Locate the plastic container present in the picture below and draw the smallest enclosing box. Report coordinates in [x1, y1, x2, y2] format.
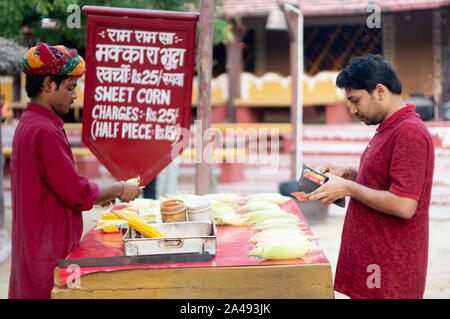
[160, 199, 187, 223]
[186, 198, 213, 221]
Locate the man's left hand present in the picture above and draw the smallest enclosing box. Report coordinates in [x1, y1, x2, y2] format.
[306, 173, 350, 206]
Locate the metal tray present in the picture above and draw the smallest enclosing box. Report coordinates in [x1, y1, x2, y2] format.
[123, 220, 217, 257]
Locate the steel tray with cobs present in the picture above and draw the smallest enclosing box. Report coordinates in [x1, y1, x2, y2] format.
[122, 220, 217, 260]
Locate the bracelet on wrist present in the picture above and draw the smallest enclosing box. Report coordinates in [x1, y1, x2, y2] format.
[118, 181, 125, 197]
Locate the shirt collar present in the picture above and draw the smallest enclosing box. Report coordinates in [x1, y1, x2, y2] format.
[376, 104, 416, 134]
[26, 102, 64, 128]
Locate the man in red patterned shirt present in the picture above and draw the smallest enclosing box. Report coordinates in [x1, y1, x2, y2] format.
[307, 54, 434, 299]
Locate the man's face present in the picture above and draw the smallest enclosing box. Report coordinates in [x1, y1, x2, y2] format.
[345, 88, 385, 125]
[49, 77, 78, 115]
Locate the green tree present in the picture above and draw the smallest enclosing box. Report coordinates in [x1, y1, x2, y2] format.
[0, 0, 231, 50]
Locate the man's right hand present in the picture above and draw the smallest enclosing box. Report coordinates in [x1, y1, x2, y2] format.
[316, 163, 357, 181]
[118, 181, 142, 202]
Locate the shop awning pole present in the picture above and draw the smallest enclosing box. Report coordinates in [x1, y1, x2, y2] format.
[195, 0, 214, 195]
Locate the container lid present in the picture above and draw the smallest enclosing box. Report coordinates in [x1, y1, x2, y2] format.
[185, 198, 211, 210]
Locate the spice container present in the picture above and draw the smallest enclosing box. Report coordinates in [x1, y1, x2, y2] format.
[186, 198, 213, 221]
[160, 199, 187, 223]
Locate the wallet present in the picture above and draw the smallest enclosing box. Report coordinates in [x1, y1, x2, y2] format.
[298, 165, 346, 208]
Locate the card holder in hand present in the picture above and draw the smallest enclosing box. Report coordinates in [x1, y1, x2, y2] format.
[298, 165, 346, 208]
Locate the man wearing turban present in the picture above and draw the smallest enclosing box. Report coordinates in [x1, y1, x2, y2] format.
[8, 43, 142, 299]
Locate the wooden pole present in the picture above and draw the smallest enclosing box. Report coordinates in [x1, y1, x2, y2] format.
[283, 8, 299, 181]
[195, 0, 214, 195]
[226, 22, 247, 123]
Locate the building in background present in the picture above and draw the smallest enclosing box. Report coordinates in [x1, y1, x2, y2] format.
[2, 1, 450, 123]
[204, 0, 450, 124]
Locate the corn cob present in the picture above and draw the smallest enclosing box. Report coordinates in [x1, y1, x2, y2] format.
[138, 207, 161, 223]
[236, 201, 280, 213]
[126, 216, 164, 238]
[251, 218, 302, 230]
[111, 211, 164, 238]
[100, 211, 117, 220]
[241, 209, 289, 220]
[212, 204, 235, 217]
[96, 219, 122, 227]
[129, 198, 159, 210]
[203, 193, 244, 204]
[102, 224, 120, 233]
[126, 176, 141, 185]
[249, 240, 310, 260]
[214, 212, 246, 226]
[101, 210, 138, 220]
[102, 210, 138, 220]
[250, 229, 306, 243]
[245, 193, 291, 205]
[252, 223, 302, 232]
[95, 219, 123, 233]
[243, 211, 300, 225]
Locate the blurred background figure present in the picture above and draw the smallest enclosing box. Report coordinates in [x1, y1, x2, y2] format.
[0, 95, 8, 122]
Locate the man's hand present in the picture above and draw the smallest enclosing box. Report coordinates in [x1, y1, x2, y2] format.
[100, 199, 116, 207]
[118, 181, 142, 202]
[96, 181, 142, 206]
[307, 173, 349, 206]
[317, 163, 357, 181]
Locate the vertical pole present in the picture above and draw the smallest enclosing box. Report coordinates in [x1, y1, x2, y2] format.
[432, 9, 443, 120]
[283, 2, 303, 181]
[195, 0, 214, 195]
[296, 9, 304, 181]
[226, 23, 246, 123]
[282, 6, 298, 181]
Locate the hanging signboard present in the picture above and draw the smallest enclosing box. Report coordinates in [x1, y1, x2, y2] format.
[82, 6, 199, 185]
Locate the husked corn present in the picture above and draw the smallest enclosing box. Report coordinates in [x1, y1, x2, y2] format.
[203, 193, 244, 204]
[111, 210, 163, 238]
[252, 223, 303, 231]
[104, 210, 138, 220]
[127, 176, 141, 185]
[245, 193, 291, 205]
[241, 209, 285, 219]
[236, 201, 280, 213]
[126, 216, 164, 238]
[102, 224, 120, 233]
[245, 212, 300, 225]
[95, 219, 123, 233]
[249, 240, 310, 260]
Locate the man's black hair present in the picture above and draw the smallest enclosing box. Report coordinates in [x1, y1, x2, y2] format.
[25, 74, 70, 98]
[336, 54, 402, 94]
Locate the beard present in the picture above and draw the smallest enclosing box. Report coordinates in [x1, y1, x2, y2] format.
[355, 99, 384, 126]
[355, 113, 380, 125]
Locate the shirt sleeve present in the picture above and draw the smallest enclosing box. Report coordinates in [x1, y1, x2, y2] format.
[36, 127, 99, 211]
[389, 124, 429, 201]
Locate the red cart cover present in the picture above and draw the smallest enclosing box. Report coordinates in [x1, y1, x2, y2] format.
[57, 200, 330, 286]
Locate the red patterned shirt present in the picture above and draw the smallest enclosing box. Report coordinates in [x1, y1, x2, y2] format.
[334, 104, 434, 299]
[9, 102, 99, 299]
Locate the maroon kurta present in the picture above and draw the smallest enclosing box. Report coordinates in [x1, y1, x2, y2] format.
[9, 102, 99, 299]
[334, 105, 434, 299]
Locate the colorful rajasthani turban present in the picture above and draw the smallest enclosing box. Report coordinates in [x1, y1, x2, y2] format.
[21, 42, 85, 77]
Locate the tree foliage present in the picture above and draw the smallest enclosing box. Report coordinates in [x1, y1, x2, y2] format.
[0, 0, 231, 51]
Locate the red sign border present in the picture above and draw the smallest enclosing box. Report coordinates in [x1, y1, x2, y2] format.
[81, 6, 199, 183]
